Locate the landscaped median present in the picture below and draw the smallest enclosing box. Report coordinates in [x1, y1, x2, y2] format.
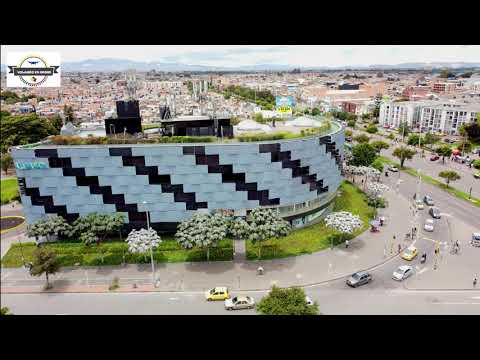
[245, 181, 375, 259]
[0, 238, 234, 268]
[378, 156, 480, 207]
[1, 178, 19, 205]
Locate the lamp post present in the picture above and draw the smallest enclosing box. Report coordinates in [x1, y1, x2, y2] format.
[142, 201, 156, 287]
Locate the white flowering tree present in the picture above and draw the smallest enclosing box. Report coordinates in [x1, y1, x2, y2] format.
[27, 216, 71, 242]
[175, 213, 228, 261]
[325, 211, 363, 247]
[233, 208, 291, 259]
[344, 165, 381, 184]
[126, 228, 162, 262]
[365, 182, 389, 209]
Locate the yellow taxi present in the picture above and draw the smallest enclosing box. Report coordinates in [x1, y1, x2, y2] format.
[401, 246, 418, 261]
[205, 287, 230, 301]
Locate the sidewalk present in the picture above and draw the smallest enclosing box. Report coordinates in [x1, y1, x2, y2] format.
[1, 187, 413, 294]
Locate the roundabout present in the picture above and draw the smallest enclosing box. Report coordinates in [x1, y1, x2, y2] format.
[0, 216, 25, 235]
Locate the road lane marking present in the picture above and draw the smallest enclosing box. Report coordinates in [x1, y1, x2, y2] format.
[169, 297, 179, 301]
[432, 302, 480, 305]
[418, 268, 428, 274]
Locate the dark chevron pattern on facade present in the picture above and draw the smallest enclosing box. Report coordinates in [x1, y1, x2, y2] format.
[30, 149, 179, 232]
[259, 143, 329, 195]
[33, 149, 144, 223]
[319, 136, 342, 169]
[183, 146, 280, 206]
[108, 148, 207, 211]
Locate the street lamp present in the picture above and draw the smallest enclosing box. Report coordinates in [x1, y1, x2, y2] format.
[142, 201, 156, 287]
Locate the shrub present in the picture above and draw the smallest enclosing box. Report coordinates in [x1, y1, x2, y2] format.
[473, 159, 480, 169]
[109, 277, 120, 291]
[366, 125, 378, 134]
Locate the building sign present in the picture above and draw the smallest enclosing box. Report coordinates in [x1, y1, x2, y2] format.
[7, 52, 61, 88]
[15, 161, 48, 170]
[275, 96, 295, 114]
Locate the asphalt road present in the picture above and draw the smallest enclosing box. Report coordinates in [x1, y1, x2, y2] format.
[352, 129, 480, 198]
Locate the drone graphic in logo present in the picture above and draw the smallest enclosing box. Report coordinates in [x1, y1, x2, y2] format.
[8, 55, 60, 87]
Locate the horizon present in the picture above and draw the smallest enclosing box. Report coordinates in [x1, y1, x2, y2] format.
[2, 45, 480, 68]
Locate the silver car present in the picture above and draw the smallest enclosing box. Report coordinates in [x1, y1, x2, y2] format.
[424, 219, 435, 232]
[392, 265, 414, 281]
[224, 296, 255, 310]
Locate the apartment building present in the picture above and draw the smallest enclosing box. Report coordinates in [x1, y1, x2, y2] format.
[418, 102, 480, 135]
[380, 100, 480, 135]
[379, 101, 422, 128]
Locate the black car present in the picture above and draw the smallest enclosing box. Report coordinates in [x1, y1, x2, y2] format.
[429, 207, 441, 219]
[346, 271, 372, 288]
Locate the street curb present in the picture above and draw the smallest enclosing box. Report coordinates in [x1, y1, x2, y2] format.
[0, 251, 408, 295]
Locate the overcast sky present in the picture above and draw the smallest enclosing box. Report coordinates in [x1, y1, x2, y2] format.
[2, 45, 479, 67]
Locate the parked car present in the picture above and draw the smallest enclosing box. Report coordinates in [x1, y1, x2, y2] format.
[429, 207, 441, 219]
[423, 195, 434, 206]
[424, 219, 435, 232]
[430, 155, 439, 161]
[205, 287, 230, 301]
[388, 165, 399, 172]
[224, 296, 255, 310]
[401, 246, 418, 261]
[346, 271, 373, 287]
[471, 233, 480, 247]
[392, 265, 414, 281]
[415, 199, 425, 210]
[474, 172, 480, 179]
[305, 296, 314, 306]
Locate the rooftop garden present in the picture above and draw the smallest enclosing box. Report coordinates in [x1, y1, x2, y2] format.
[19, 119, 340, 147]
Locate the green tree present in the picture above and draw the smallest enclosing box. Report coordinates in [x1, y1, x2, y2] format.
[68, 213, 125, 245]
[1, 153, 13, 175]
[29, 247, 61, 289]
[49, 114, 63, 133]
[457, 141, 472, 154]
[347, 119, 356, 128]
[423, 132, 440, 146]
[27, 216, 72, 242]
[371, 140, 390, 154]
[351, 143, 377, 167]
[63, 105, 76, 125]
[254, 112, 264, 123]
[1, 307, 13, 315]
[256, 286, 319, 315]
[407, 134, 423, 146]
[353, 134, 370, 144]
[436, 145, 452, 164]
[366, 124, 378, 134]
[392, 146, 416, 168]
[311, 107, 321, 116]
[398, 121, 410, 140]
[438, 170, 461, 188]
[0, 114, 59, 152]
[344, 129, 353, 137]
[472, 159, 480, 170]
[372, 94, 382, 119]
[371, 158, 384, 172]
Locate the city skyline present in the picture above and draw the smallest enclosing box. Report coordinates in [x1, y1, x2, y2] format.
[2, 45, 480, 68]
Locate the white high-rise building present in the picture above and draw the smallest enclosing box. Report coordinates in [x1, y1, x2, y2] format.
[379, 100, 480, 135]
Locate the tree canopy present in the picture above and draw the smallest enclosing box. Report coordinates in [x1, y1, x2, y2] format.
[29, 247, 61, 289]
[392, 146, 416, 168]
[256, 286, 319, 315]
[438, 171, 461, 188]
[351, 143, 377, 167]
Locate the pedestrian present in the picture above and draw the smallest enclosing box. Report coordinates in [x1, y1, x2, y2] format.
[474, 277, 477, 287]
[398, 244, 401, 253]
[345, 240, 350, 248]
[393, 235, 396, 242]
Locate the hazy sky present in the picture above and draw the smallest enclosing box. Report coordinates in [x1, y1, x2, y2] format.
[2, 45, 479, 67]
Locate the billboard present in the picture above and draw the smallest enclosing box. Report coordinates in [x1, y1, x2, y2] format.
[276, 96, 295, 114]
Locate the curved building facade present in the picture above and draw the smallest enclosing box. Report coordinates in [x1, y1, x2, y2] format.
[12, 126, 344, 233]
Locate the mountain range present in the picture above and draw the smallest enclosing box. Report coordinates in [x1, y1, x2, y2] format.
[2, 59, 480, 72]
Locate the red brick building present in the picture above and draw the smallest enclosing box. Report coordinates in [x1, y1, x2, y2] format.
[341, 101, 358, 113]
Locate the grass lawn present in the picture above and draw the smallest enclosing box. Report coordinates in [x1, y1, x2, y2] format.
[377, 156, 480, 207]
[1, 237, 234, 268]
[1, 178, 19, 205]
[245, 181, 375, 260]
[142, 124, 160, 130]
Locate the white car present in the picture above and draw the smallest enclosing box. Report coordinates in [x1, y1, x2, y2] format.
[305, 296, 314, 306]
[392, 265, 414, 281]
[388, 165, 399, 172]
[424, 219, 435, 232]
[224, 296, 255, 310]
[472, 233, 480, 247]
[415, 200, 425, 210]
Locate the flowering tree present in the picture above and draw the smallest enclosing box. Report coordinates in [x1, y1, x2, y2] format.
[365, 182, 389, 208]
[175, 213, 228, 261]
[233, 208, 291, 259]
[343, 165, 381, 184]
[126, 228, 162, 262]
[27, 216, 71, 242]
[66, 213, 125, 245]
[325, 211, 363, 247]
